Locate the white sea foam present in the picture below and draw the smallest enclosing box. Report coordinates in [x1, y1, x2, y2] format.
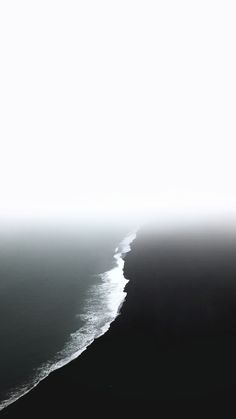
[0, 230, 137, 411]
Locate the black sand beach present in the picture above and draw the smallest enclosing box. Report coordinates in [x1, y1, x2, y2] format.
[3, 226, 236, 418]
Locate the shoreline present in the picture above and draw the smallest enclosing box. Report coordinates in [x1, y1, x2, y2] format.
[3, 227, 236, 417]
[0, 230, 136, 414]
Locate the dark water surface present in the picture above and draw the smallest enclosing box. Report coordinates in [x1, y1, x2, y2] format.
[0, 220, 135, 410]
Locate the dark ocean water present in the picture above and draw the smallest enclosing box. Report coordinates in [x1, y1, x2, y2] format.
[0, 220, 136, 410]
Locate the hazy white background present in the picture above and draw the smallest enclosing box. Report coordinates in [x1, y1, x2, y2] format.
[0, 1, 235, 220]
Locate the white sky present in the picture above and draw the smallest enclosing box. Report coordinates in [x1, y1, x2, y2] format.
[0, 1, 236, 220]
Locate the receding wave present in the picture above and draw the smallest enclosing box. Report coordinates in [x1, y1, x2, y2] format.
[0, 230, 137, 412]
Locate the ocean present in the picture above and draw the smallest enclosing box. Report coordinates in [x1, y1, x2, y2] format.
[0, 220, 136, 411]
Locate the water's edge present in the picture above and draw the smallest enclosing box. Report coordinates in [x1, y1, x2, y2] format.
[0, 230, 137, 412]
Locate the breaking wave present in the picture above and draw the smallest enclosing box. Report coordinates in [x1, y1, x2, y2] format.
[0, 230, 137, 411]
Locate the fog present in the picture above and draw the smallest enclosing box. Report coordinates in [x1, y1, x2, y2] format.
[0, 1, 235, 221]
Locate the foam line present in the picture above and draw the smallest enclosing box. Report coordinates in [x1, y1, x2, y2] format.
[0, 230, 137, 411]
